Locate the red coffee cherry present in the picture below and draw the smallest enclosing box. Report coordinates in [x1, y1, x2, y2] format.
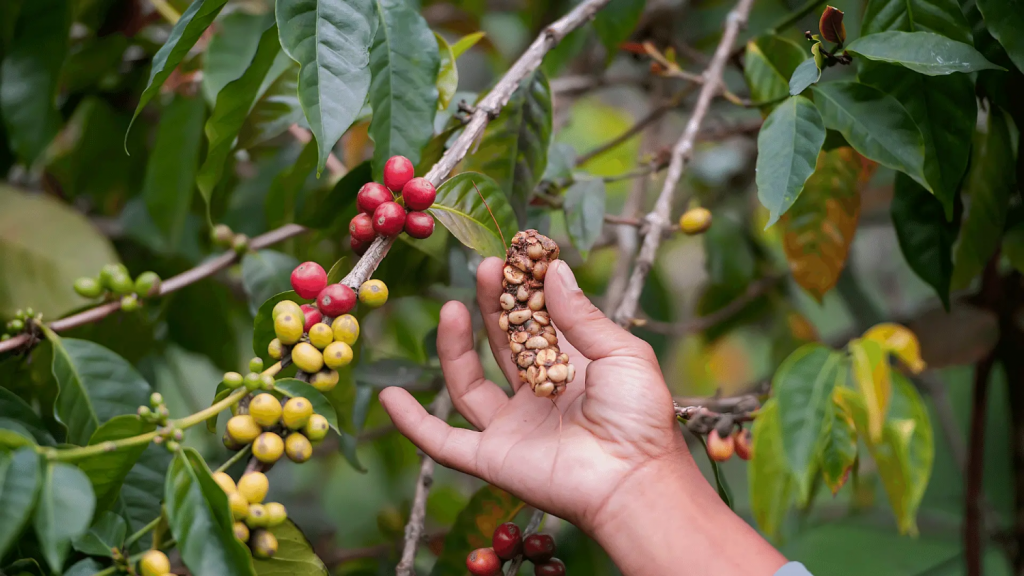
[383, 155, 415, 192]
[734, 429, 752, 461]
[401, 177, 436, 211]
[300, 304, 322, 333]
[316, 284, 356, 316]
[523, 534, 555, 563]
[465, 547, 502, 576]
[372, 201, 406, 236]
[534, 558, 566, 576]
[290, 262, 327, 299]
[492, 522, 522, 560]
[351, 236, 371, 256]
[404, 211, 434, 239]
[707, 429, 735, 462]
[356, 182, 392, 215]
[349, 213, 377, 243]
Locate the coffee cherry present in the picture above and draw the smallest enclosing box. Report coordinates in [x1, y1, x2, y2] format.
[273, 312, 303, 345]
[120, 294, 140, 312]
[523, 534, 555, 563]
[284, 432, 313, 463]
[229, 492, 249, 520]
[357, 182, 393, 214]
[212, 471, 237, 494]
[323, 341, 353, 370]
[138, 550, 170, 576]
[248, 357, 264, 373]
[358, 279, 389, 308]
[492, 522, 523, 560]
[372, 201, 406, 236]
[304, 414, 330, 442]
[265, 502, 287, 527]
[233, 233, 250, 254]
[212, 223, 234, 247]
[291, 262, 327, 299]
[250, 529, 278, 559]
[73, 277, 103, 298]
[272, 300, 303, 321]
[282, 397, 313, 430]
[291, 342, 324, 373]
[259, 373, 275, 390]
[308, 323, 334, 349]
[300, 304, 322, 333]
[317, 284, 356, 317]
[351, 236, 372, 256]
[99, 263, 128, 289]
[465, 547, 501, 576]
[227, 415, 262, 444]
[331, 314, 360, 345]
[401, 177, 436, 211]
[249, 394, 282, 427]
[350, 213, 377, 243]
[734, 429, 753, 461]
[404, 211, 435, 239]
[246, 503, 269, 528]
[268, 339, 284, 360]
[134, 271, 162, 297]
[233, 522, 250, 542]
[110, 273, 135, 296]
[706, 429, 735, 462]
[149, 393, 164, 409]
[6, 319, 24, 332]
[679, 207, 712, 235]
[223, 371, 244, 389]
[384, 155, 415, 192]
[253, 432, 284, 463]
[309, 368, 339, 392]
[223, 432, 244, 451]
[534, 558, 566, 576]
[244, 372, 262, 391]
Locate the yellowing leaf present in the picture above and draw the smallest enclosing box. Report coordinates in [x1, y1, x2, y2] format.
[863, 322, 926, 373]
[820, 393, 857, 494]
[849, 337, 891, 443]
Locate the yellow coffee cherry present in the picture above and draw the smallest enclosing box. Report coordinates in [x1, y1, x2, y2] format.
[285, 432, 313, 463]
[246, 503, 269, 528]
[223, 432, 243, 451]
[309, 369, 339, 393]
[237, 471, 269, 504]
[226, 415, 262, 444]
[268, 338, 284, 360]
[290, 342, 324, 373]
[274, 312, 303, 345]
[282, 397, 313, 430]
[308, 323, 334, 349]
[252, 432, 284, 464]
[331, 314, 360, 345]
[212, 471, 236, 494]
[322, 341, 353, 370]
[304, 414, 330, 443]
[233, 521, 250, 542]
[250, 529, 278, 559]
[249, 394, 282, 427]
[265, 502, 287, 527]
[358, 279, 389, 307]
[679, 207, 712, 235]
[228, 492, 249, 520]
[138, 550, 170, 576]
[272, 300, 303, 320]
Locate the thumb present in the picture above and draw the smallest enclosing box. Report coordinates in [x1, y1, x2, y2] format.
[545, 260, 654, 361]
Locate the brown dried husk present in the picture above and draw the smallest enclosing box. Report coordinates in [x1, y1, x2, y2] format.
[499, 230, 575, 398]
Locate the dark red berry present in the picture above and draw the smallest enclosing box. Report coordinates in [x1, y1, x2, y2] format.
[401, 177, 436, 211]
[300, 304, 322, 333]
[351, 237, 371, 256]
[404, 211, 434, 239]
[290, 262, 327, 300]
[465, 547, 501, 576]
[523, 534, 555, 564]
[534, 558, 565, 576]
[316, 284, 356, 316]
[383, 155, 415, 193]
[356, 182, 392, 215]
[349, 213, 377, 243]
[372, 201, 406, 237]
[492, 522, 522, 560]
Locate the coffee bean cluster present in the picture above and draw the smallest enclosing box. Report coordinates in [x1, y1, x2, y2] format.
[706, 427, 753, 462]
[212, 470, 287, 559]
[223, 392, 329, 464]
[349, 155, 437, 255]
[466, 522, 565, 576]
[72, 263, 161, 312]
[1, 307, 40, 341]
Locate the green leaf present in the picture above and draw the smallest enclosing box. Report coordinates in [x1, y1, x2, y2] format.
[820, 394, 858, 494]
[744, 35, 808, 106]
[748, 399, 794, 539]
[252, 520, 327, 576]
[242, 250, 301, 317]
[892, 173, 959, 308]
[72, 511, 126, 558]
[810, 82, 928, 193]
[462, 71, 552, 225]
[1003, 222, 1024, 274]
[165, 448, 255, 576]
[0, 0, 71, 163]
[542, 142, 576, 182]
[846, 31, 1002, 74]
[65, 558, 104, 576]
[756, 96, 826, 228]
[0, 448, 41, 560]
[299, 161, 372, 232]
[273, 379, 343, 433]
[252, 291, 303, 364]
[563, 178, 606, 260]
[237, 57, 304, 150]
[0, 388, 55, 446]
[42, 327, 151, 446]
[429, 485, 524, 576]
[788, 49, 823, 96]
[451, 32, 485, 59]
[0, 185, 119, 319]
[338, 384, 372, 472]
[773, 343, 843, 503]
[118, 445, 171, 552]
[0, 422, 35, 449]
[34, 462, 96, 573]
[201, 11, 275, 103]
[862, 0, 973, 44]
[429, 172, 518, 258]
[277, 0, 378, 175]
[976, 0, 1024, 71]
[77, 416, 155, 513]
[197, 24, 282, 210]
[592, 0, 645, 61]
[435, 33, 457, 111]
[265, 139, 318, 229]
[129, 0, 229, 136]
[952, 108, 1015, 289]
[703, 211, 756, 288]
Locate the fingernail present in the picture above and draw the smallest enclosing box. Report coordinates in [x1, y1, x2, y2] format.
[553, 260, 579, 291]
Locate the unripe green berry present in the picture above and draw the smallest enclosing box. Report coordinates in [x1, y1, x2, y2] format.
[223, 371, 244, 389]
[309, 369, 339, 393]
[165, 440, 181, 452]
[259, 373, 275, 390]
[232, 233, 249, 254]
[109, 273, 135, 295]
[7, 319, 24, 332]
[212, 224, 234, 247]
[99, 264, 128, 289]
[307, 323, 333, 349]
[13, 309, 24, 320]
[237, 472, 269, 503]
[272, 300, 304, 320]
[290, 342, 324, 373]
[74, 277, 104, 298]
[331, 314, 360, 345]
[155, 405, 170, 423]
[246, 503, 269, 528]
[134, 271, 162, 297]
[244, 372, 262, 391]
[249, 357, 264, 373]
[120, 294, 140, 312]
[322, 342, 353, 370]
[137, 406, 152, 419]
[273, 313, 303, 346]
[150, 393, 163, 408]
[304, 414, 330, 443]
[23, 308, 34, 318]
[171, 428, 184, 442]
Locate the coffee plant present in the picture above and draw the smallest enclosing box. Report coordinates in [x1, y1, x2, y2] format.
[0, 0, 1022, 573]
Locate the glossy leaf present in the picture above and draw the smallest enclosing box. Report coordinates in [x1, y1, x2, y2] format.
[165, 448, 255, 576]
[72, 511, 126, 558]
[744, 35, 807, 107]
[891, 173, 959, 308]
[64, 558, 104, 576]
[451, 32, 486, 58]
[0, 448, 41, 560]
[252, 520, 327, 576]
[201, 11, 275, 103]
[299, 161, 372, 232]
[265, 139, 318, 229]
[976, 0, 1024, 71]
[0, 388, 55, 446]
[77, 416, 155, 512]
[237, 58, 304, 150]
[704, 211, 756, 289]
[118, 445, 171, 551]
[242, 250, 300, 317]
[252, 291, 303, 364]
[338, 383, 372, 472]
[788, 46, 823, 96]
[756, 95, 826, 228]
[592, 0, 646, 60]
[820, 394, 858, 494]
[1004, 222, 1024, 274]
[429, 485, 524, 576]
[863, 323, 926, 374]
[563, 178, 606, 260]
[811, 82, 928, 193]
[748, 399, 794, 539]
[277, 0, 378, 174]
[862, 0, 973, 43]
[847, 31, 1002, 74]
[849, 337, 892, 443]
[429, 172, 518, 258]
[435, 33, 458, 111]
[34, 462, 95, 573]
[273, 379, 343, 433]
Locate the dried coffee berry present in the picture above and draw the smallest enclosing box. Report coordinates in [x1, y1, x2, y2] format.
[523, 533, 555, 563]
[492, 522, 522, 560]
[300, 304, 322, 333]
[383, 155, 415, 192]
[465, 547, 502, 576]
[373, 201, 407, 236]
[237, 471, 269, 503]
[317, 283, 356, 316]
[357, 182, 392, 214]
[534, 558, 566, 576]
[138, 550, 170, 576]
[401, 177, 436, 211]
[349, 212, 377, 243]
[706, 429, 735, 462]
[404, 211, 435, 239]
[734, 429, 752, 460]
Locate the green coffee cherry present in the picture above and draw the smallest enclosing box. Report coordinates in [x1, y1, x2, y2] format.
[137, 406, 152, 419]
[134, 271, 161, 297]
[232, 233, 250, 254]
[99, 264, 128, 289]
[244, 372, 262, 391]
[150, 393, 164, 408]
[259, 373, 275, 390]
[109, 273, 135, 295]
[223, 371, 244, 389]
[165, 440, 181, 452]
[249, 357, 264, 373]
[22, 308, 34, 319]
[74, 277, 104, 298]
[304, 414, 330, 443]
[120, 294, 140, 312]
[212, 224, 234, 247]
[7, 319, 24, 332]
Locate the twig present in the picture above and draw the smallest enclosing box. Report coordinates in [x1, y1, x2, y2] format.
[575, 87, 693, 166]
[549, 74, 642, 95]
[638, 275, 781, 335]
[395, 390, 452, 576]
[611, 0, 755, 327]
[504, 509, 546, 576]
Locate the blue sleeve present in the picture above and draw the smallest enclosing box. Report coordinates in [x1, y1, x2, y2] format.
[775, 562, 813, 576]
